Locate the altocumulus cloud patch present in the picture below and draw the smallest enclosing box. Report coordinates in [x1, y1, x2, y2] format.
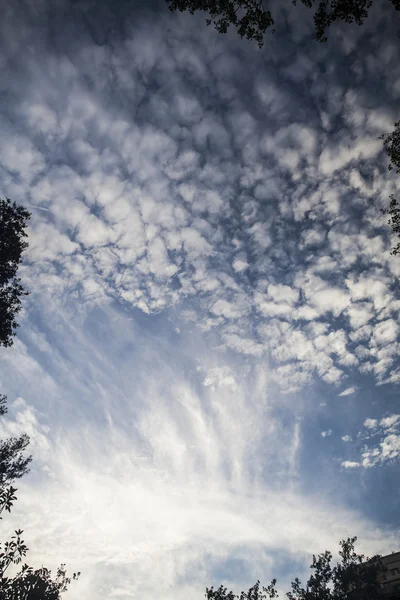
[1, 1, 399, 392]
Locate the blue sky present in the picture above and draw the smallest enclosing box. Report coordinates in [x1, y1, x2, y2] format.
[0, 0, 399, 598]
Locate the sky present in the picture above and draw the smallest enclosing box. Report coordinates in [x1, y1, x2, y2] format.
[0, 0, 399, 598]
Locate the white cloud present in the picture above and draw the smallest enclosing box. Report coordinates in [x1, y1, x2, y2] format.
[321, 430, 333, 438]
[0, 314, 396, 600]
[203, 366, 237, 390]
[267, 283, 299, 305]
[0, 132, 45, 182]
[319, 137, 382, 176]
[380, 415, 400, 430]
[180, 227, 213, 258]
[322, 367, 343, 384]
[311, 288, 350, 317]
[344, 414, 400, 469]
[222, 334, 264, 357]
[211, 299, 246, 320]
[232, 253, 249, 273]
[300, 228, 326, 248]
[341, 461, 360, 468]
[346, 276, 389, 312]
[148, 238, 179, 279]
[364, 418, 378, 429]
[339, 387, 356, 397]
[255, 296, 294, 317]
[346, 304, 373, 329]
[371, 319, 399, 346]
[0, 19, 396, 394]
[362, 433, 400, 468]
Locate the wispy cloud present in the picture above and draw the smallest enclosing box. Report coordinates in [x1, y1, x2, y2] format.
[1, 302, 397, 599]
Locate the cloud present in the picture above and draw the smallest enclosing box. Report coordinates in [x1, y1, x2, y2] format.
[364, 418, 378, 429]
[341, 414, 400, 469]
[321, 430, 333, 438]
[362, 432, 400, 468]
[232, 253, 249, 273]
[342, 461, 360, 468]
[0, 2, 396, 393]
[339, 387, 356, 397]
[1, 303, 398, 600]
[371, 319, 399, 346]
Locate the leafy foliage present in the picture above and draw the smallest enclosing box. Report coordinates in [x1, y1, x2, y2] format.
[381, 122, 400, 254]
[207, 580, 279, 600]
[0, 198, 30, 348]
[166, 0, 274, 47]
[0, 396, 32, 489]
[287, 537, 384, 600]
[0, 526, 80, 600]
[0, 486, 18, 520]
[0, 450, 80, 599]
[381, 121, 400, 174]
[307, 0, 373, 42]
[381, 194, 400, 255]
[0, 198, 80, 598]
[0, 434, 31, 491]
[206, 538, 385, 600]
[0, 477, 80, 600]
[166, 0, 400, 46]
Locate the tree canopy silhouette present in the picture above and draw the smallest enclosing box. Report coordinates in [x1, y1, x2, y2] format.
[381, 122, 400, 254]
[0, 199, 80, 598]
[381, 120, 400, 175]
[0, 400, 80, 599]
[206, 537, 386, 600]
[0, 198, 32, 504]
[166, 0, 400, 47]
[0, 490, 80, 600]
[0, 395, 32, 488]
[0, 198, 30, 348]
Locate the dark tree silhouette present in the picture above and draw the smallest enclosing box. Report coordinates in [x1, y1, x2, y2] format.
[0, 499, 80, 600]
[5, 563, 80, 600]
[167, 0, 274, 47]
[206, 580, 278, 600]
[381, 121, 400, 174]
[166, 0, 399, 46]
[0, 199, 80, 598]
[0, 198, 32, 533]
[381, 194, 400, 255]
[381, 122, 400, 254]
[206, 538, 385, 600]
[308, 0, 377, 43]
[0, 198, 30, 348]
[0, 415, 80, 600]
[0, 396, 32, 488]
